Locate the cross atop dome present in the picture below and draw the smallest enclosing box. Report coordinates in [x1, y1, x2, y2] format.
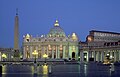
[54, 20, 59, 26]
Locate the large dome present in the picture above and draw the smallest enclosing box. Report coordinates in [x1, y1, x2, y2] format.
[48, 20, 66, 37]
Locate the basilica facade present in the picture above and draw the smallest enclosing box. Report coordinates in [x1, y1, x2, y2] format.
[23, 20, 79, 60]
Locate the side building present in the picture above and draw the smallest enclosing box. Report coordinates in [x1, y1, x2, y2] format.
[80, 30, 120, 62]
[0, 48, 14, 61]
[22, 20, 79, 61]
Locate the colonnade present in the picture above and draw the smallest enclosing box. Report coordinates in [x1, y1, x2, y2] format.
[80, 50, 120, 62]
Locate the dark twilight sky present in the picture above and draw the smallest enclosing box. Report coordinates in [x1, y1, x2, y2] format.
[0, 0, 120, 48]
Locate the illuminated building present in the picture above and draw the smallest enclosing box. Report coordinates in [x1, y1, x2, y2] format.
[23, 20, 79, 60]
[88, 30, 120, 42]
[80, 30, 120, 62]
[0, 48, 14, 61]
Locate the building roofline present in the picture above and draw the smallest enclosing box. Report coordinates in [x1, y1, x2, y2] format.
[90, 30, 120, 35]
[79, 41, 87, 44]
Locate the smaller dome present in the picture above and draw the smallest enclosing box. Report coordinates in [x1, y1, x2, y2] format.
[25, 34, 31, 42]
[72, 33, 78, 41]
[26, 34, 30, 39]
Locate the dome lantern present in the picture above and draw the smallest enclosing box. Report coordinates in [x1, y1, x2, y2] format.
[54, 20, 59, 26]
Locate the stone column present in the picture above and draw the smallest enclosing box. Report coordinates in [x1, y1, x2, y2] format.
[99, 51, 101, 62]
[119, 50, 120, 61]
[47, 46, 49, 58]
[98, 51, 100, 62]
[52, 47, 54, 59]
[96, 51, 99, 62]
[116, 50, 119, 61]
[36, 46, 38, 58]
[103, 51, 105, 61]
[99, 51, 100, 61]
[58, 46, 60, 58]
[99, 51, 101, 61]
[103, 51, 107, 61]
[8, 53, 10, 61]
[93, 51, 96, 62]
[23, 47, 26, 59]
[63, 46, 65, 59]
[88, 51, 90, 62]
[75, 46, 78, 60]
[89, 51, 92, 58]
[101, 51, 103, 62]
[114, 50, 116, 62]
[30, 46, 33, 59]
[95, 51, 97, 61]
[65, 46, 68, 59]
[66, 45, 69, 59]
[68, 46, 71, 59]
[101, 51, 104, 62]
[55, 45, 58, 58]
[80, 51, 83, 62]
[110, 51, 112, 59]
[41, 46, 43, 58]
[91, 51, 94, 58]
[0, 52, 1, 61]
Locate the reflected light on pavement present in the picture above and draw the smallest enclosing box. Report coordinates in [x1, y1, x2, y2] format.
[84, 64, 87, 76]
[42, 65, 48, 75]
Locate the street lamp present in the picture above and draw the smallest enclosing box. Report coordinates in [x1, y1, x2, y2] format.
[2, 53, 7, 61]
[43, 54, 48, 63]
[32, 50, 38, 63]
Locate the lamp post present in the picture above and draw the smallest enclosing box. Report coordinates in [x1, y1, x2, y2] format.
[32, 50, 38, 63]
[43, 54, 48, 63]
[2, 53, 7, 61]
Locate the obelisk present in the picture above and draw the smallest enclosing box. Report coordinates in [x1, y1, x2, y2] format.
[14, 9, 20, 60]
